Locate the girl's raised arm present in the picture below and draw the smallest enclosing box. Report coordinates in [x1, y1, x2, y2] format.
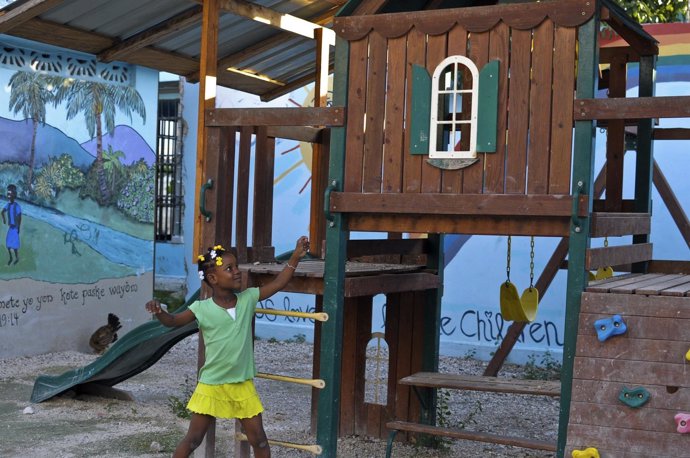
[259, 236, 309, 301]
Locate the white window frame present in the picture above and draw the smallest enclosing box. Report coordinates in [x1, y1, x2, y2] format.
[429, 55, 479, 159]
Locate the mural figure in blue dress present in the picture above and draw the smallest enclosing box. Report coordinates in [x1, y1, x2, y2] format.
[1, 183, 21, 265]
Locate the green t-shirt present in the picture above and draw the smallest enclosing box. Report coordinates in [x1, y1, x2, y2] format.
[189, 288, 260, 384]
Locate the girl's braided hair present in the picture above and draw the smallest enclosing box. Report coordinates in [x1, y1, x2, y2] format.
[196, 245, 228, 285]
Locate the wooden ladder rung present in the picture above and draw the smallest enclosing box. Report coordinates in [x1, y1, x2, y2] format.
[590, 212, 651, 237]
[386, 421, 556, 452]
[586, 243, 653, 270]
[398, 372, 561, 397]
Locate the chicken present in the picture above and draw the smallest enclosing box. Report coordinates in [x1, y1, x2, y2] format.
[89, 313, 122, 354]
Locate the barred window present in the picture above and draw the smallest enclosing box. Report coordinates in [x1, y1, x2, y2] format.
[155, 81, 184, 242]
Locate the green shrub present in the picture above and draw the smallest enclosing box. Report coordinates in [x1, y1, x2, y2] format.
[523, 351, 562, 381]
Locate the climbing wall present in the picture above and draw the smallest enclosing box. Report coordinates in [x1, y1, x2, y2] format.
[566, 273, 690, 457]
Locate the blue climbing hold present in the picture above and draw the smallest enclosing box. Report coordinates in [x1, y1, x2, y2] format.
[619, 386, 650, 408]
[594, 314, 627, 342]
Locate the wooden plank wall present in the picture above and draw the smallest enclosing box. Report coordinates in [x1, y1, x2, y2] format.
[205, 126, 276, 263]
[343, 21, 577, 198]
[566, 292, 690, 457]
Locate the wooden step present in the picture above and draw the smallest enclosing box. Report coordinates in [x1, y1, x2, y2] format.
[386, 421, 556, 452]
[590, 212, 651, 237]
[398, 372, 561, 397]
[585, 243, 652, 270]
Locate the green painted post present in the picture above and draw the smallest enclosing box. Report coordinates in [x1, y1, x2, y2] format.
[556, 16, 599, 458]
[632, 54, 656, 273]
[419, 234, 444, 424]
[316, 36, 350, 458]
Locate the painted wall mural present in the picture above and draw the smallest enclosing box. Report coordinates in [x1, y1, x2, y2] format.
[0, 39, 156, 358]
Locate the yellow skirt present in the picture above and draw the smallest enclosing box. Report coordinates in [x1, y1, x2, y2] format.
[187, 379, 264, 419]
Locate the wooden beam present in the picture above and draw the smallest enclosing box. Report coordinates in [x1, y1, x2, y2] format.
[308, 27, 331, 259]
[352, 0, 390, 15]
[0, 0, 63, 34]
[347, 214, 572, 237]
[10, 18, 199, 76]
[605, 55, 627, 211]
[206, 107, 345, 127]
[330, 193, 588, 217]
[601, 6, 658, 56]
[98, 6, 203, 62]
[653, 128, 690, 140]
[214, 0, 335, 45]
[590, 212, 651, 237]
[265, 126, 323, 143]
[586, 243, 653, 270]
[575, 96, 690, 121]
[343, 273, 440, 297]
[648, 260, 690, 274]
[346, 239, 430, 258]
[259, 64, 334, 102]
[599, 46, 639, 64]
[187, 6, 339, 83]
[653, 160, 690, 249]
[194, 0, 219, 266]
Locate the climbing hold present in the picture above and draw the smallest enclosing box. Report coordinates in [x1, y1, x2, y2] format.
[593, 314, 627, 342]
[675, 413, 690, 433]
[572, 447, 600, 458]
[685, 348, 690, 362]
[618, 386, 650, 408]
[588, 271, 596, 282]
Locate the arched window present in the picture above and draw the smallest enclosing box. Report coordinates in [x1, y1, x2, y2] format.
[429, 55, 479, 159]
[364, 332, 388, 405]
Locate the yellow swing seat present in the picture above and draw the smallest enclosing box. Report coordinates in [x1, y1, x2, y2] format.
[500, 281, 539, 322]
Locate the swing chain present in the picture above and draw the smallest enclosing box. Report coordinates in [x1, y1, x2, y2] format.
[529, 236, 535, 289]
[506, 236, 511, 282]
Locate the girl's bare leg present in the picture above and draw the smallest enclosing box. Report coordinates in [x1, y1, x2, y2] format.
[240, 413, 270, 458]
[173, 413, 214, 458]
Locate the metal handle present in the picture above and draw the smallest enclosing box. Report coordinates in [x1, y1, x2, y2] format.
[324, 180, 336, 226]
[572, 180, 583, 233]
[199, 178, 213, 222]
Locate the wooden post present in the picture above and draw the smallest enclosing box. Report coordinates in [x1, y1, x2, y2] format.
[632, 54, 656, 273]
[557, 16, 599, 458]
[194, 1, 219, 456]
[317, 36, 349, 458]
[605, 55, 627, 212]
[309, 28, 331, 257]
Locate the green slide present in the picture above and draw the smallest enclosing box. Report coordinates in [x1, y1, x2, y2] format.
[31, 290, 200, 403]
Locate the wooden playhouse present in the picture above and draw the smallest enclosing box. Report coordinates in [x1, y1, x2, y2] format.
[190, 0, 690, 457]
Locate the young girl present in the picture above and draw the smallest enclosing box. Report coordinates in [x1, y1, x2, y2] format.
[146, 235, 309, 458]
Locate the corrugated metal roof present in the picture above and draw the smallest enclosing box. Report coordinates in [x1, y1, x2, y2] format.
[0, 0, 347, 100]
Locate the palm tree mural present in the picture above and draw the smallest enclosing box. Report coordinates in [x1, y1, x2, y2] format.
[7, 72, 57, 193]
[53, 79, 146, 204]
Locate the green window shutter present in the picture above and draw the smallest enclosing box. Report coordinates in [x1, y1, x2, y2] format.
[410, 64, 431, 155]
[477, 59, 499, 153]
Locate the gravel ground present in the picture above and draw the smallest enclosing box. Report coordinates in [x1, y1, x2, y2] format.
[0, 335, 558, 457]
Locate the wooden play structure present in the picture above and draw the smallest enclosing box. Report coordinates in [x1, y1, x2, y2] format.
[189, 1, 690, 457]
[7, 0, 690, 456]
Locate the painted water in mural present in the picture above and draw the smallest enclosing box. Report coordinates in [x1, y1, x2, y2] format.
[0, 39, 156, 357]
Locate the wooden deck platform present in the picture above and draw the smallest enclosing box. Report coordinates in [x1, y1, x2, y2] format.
[586, 272, 690, 296]
[240, 260, 441, 297]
